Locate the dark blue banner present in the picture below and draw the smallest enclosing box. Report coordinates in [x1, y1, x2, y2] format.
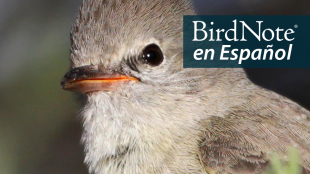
[183, 15, 310, 68]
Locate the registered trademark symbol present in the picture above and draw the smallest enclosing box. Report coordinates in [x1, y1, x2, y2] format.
[294, 25, 298, 28]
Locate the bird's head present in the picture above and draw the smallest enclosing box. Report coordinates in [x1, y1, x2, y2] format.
[60, 0, 210, 97]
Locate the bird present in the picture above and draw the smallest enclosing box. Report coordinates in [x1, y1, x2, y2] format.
[61, 0, 310, 173]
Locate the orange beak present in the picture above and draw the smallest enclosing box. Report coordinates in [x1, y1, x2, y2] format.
[61, 66, 138, 94]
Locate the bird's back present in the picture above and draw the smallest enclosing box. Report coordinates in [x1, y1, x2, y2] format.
[198, 72, 310, 173]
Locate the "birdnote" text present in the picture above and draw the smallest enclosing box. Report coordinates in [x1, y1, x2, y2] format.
[192, 20, 295, 64]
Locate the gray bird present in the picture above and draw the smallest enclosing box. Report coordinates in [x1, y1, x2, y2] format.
[61, 0, 310, 173]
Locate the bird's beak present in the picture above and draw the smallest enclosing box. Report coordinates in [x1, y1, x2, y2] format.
[61, 65, 138, 94]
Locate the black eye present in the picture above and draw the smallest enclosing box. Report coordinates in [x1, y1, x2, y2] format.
[141, 44, 164, 66]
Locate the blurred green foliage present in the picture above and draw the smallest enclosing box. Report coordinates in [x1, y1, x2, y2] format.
[266, 147, 302, 174]
[0, 1, 86, 173]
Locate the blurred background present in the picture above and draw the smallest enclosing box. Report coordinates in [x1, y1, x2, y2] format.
[0, 0, 309, 174]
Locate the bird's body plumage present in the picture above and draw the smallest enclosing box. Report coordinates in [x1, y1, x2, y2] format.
[64, 0, 310, 173]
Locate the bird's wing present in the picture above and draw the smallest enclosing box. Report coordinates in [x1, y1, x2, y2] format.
[199, 91, 310, 174]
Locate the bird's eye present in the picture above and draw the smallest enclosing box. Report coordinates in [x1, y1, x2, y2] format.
[141, 44, 164, 66]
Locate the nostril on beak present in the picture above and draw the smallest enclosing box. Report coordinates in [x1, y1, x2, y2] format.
[61, 66, 97, 89]
[60, 65, 138, 93]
